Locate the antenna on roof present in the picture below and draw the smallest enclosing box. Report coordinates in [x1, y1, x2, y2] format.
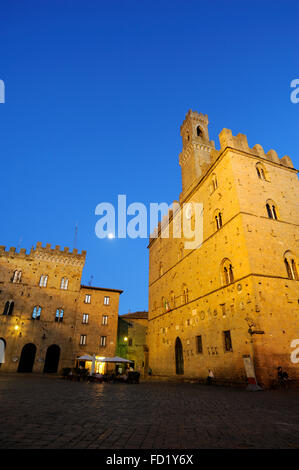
[73, 222, 78, 250]
[88, 275, 94, 287]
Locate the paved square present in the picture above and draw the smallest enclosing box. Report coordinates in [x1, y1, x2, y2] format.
[0, 374, 298, 449]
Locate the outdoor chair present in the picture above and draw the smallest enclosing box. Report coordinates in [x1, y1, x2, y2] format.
[127, 371, 140, 384]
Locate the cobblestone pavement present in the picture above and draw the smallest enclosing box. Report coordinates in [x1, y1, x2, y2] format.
[0, 374, 299, 449]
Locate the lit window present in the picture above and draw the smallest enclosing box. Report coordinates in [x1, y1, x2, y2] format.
[55, 308, 64, 322]
[104, 296, 110, 305]
[85, 294, 91, 304]
[100, 336, 106, 347]
[102, 315, 108, 325]
[12, 270, 22, 283]
[60, 278, 69, 290]
[80, 335, 87, 345]
[39, 275, 48, 287]
[32, 306, 42, 320]
[82, 314, 89, 324]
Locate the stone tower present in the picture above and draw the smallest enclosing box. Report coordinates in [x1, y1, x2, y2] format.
[179, 110, 215, 194]
[148, 111, 299, 388]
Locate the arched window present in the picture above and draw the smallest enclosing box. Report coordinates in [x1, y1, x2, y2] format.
[197, 126, 203, 137]
[39, 275, 48, 287]
[2, 301, 9, 316]
[214, 210, 223, 230]
[12, 270, 22, 283]
[175, 337, 184, 375]
[55, 308, 64, 322]
[8, 301, 14, 316]
[266, 201, 278, 220]
[181, 284, 189, 304]
[60, 278, 69, 290]
[2, 301, 14, 316]
[159, 263, 163, 277]
[284, 251, 298, 280]
[32, 306, 42, 320]
[256, 162, 267, 181]
[221, 259, 234, 286]
[211, 174, 218, 192]
[170, 291, 175, 309]
[178, 243, 184, 261]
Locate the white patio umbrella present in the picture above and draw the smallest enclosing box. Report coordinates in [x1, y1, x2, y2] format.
[77, 354, 93, 361]
[101, 356, 134, 363]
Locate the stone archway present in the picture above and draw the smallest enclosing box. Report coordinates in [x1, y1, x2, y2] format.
[43, 344, 60, 373]
[18, 343, 36, 373]
[175, 337, 184, 375]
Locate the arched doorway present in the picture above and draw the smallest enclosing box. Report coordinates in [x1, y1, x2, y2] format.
[175, 337, 184, 375]
[0, 338, 6, 367]
[18, 343, 36, 373]
[43, 345, 60, 373]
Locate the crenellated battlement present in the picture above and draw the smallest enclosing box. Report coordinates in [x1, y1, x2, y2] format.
[0, 241, 86, 266]
[180, 109, 209, 134]
[149, 111, 297, 246]
[218, 128, 295, 169]
[149, 201, 181, 242]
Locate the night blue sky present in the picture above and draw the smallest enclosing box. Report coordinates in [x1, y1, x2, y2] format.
[0, 0, 298, 314]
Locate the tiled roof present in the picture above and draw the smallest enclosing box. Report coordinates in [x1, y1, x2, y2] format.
[120, 311, 148, 320]
[81, 285, 123, 294]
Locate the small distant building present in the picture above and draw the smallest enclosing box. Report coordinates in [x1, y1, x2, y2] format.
[0, 241, 122, 373]
[117, 311, 148, 375]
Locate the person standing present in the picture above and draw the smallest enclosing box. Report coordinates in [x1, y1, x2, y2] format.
[277, 366, 289, 389]
[206, 369, 214, 385]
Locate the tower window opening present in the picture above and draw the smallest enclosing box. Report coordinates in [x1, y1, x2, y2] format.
[197, 126, 203, 137]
